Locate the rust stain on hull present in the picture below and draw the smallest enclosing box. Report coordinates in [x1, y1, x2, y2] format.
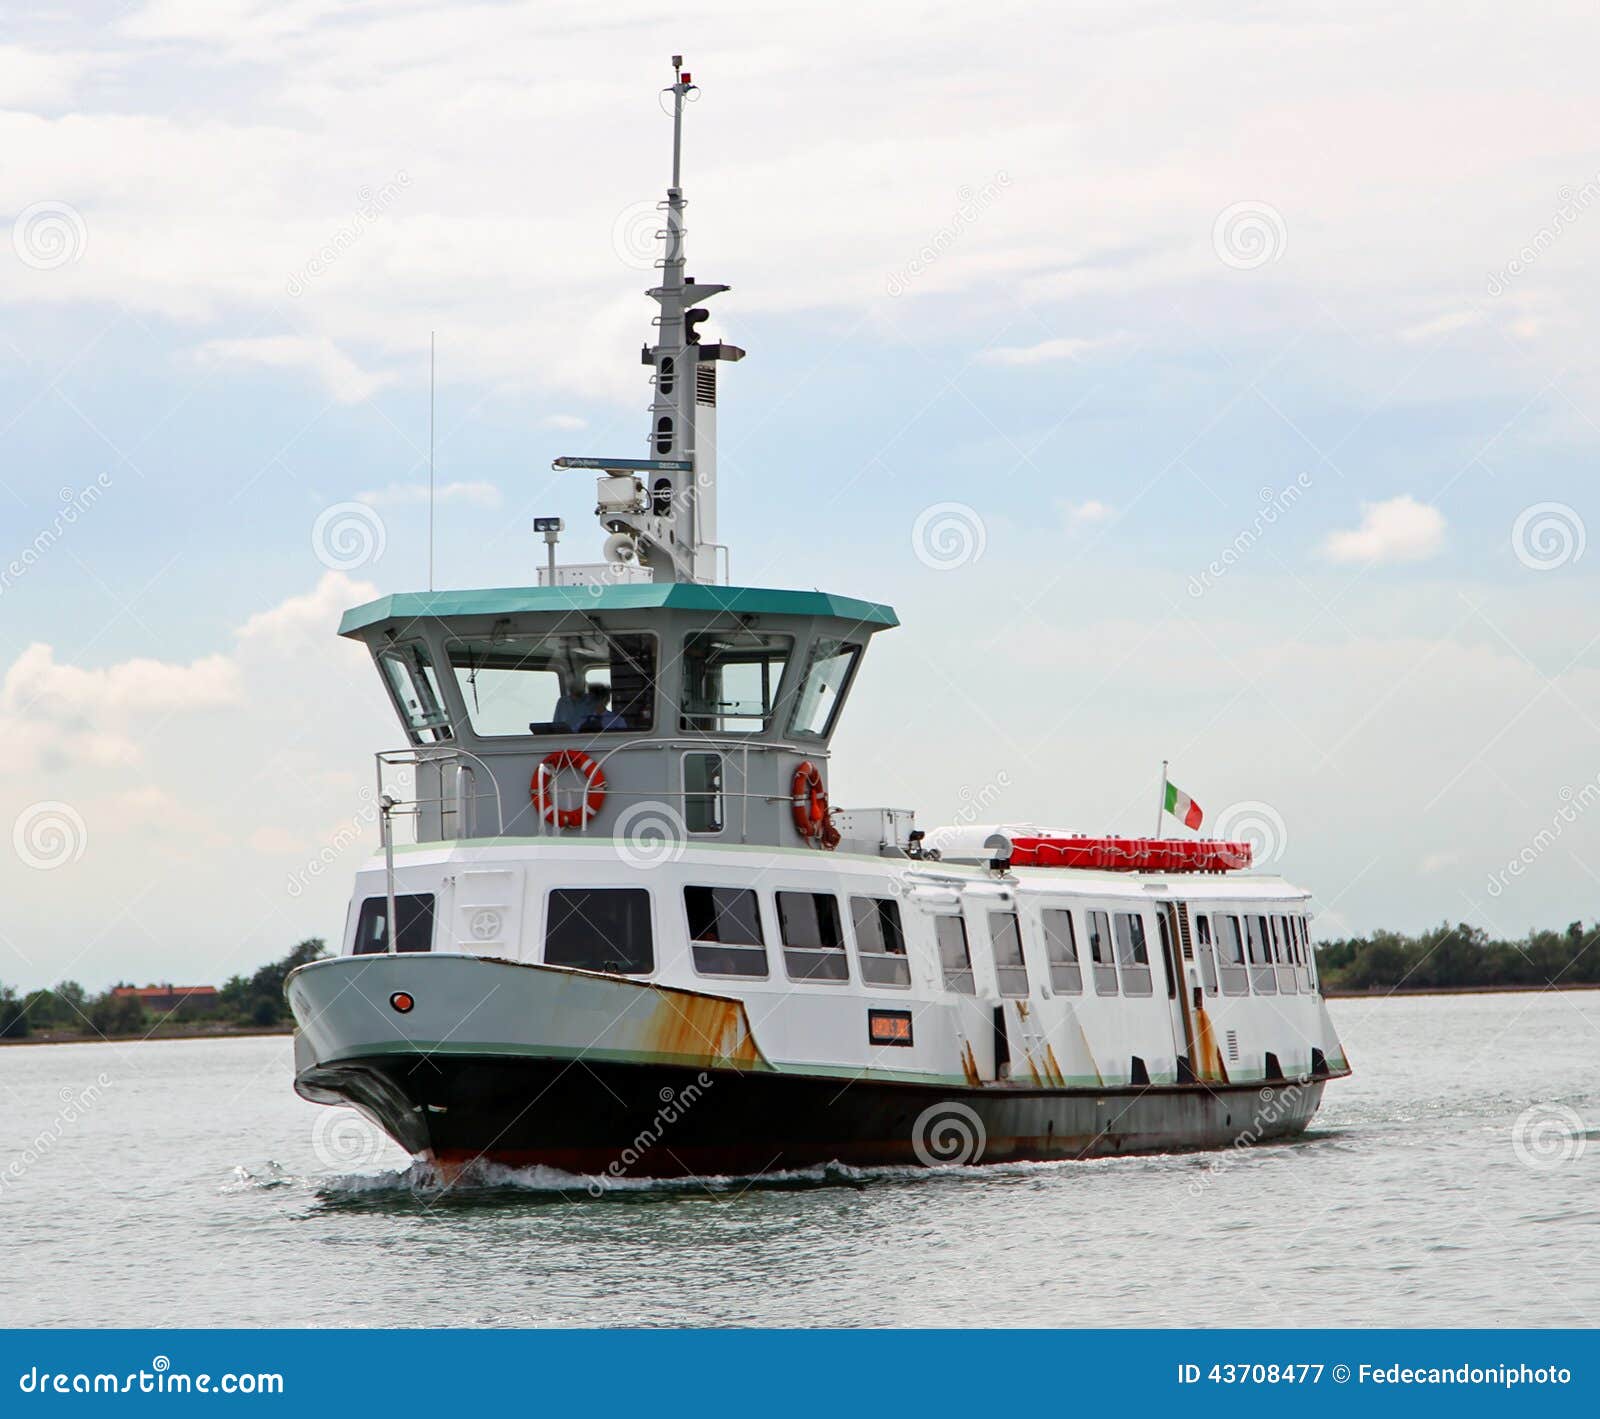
[959, 1040, 981, 1086]
[1192, 1001, 1228, 1083]
[645, 989, 767, 1070]
[1043, 1044, 1068, 1088]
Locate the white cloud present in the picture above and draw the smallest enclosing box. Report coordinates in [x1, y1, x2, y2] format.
[541, 413, 588, 431]
[979, 337, 1110, 367]
[1394, 310, 1483, 344]
[1321, 495, 1444, 564]
[1060, 498, 1114, 526]
[355, 480, 502, 509]
[195, 336, 396, 404]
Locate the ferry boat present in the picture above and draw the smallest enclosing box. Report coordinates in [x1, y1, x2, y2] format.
[287, 58, 1351, 1178]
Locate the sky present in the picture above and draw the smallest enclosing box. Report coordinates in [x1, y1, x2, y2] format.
[2, 1, 1598, 992]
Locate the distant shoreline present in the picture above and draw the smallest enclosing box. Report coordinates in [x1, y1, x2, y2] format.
[1322, 981, 1600, 1000]
[0, 1023, 295, 1047]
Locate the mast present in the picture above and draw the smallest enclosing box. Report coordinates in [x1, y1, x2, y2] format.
[579, 56, 745, 584]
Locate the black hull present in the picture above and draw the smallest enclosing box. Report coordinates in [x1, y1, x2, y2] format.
[298, 1053, 1331, 1177]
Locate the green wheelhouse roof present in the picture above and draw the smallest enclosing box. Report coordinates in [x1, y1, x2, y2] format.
[338, 583, 900, 638]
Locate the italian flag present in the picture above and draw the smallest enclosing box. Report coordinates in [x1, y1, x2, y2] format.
[1164, 781, 1203, 830]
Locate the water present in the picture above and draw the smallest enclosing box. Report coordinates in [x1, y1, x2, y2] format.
[5, 992, 1597, 1328]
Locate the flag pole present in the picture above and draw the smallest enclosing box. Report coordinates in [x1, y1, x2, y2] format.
[1155, 759, 1168, 839]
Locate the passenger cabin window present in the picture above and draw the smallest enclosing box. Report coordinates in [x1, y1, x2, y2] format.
[1215, 913, 1248, 996]
[447, 630, 656, 737]
[1273, 914, 1298, 993]
[851, 896, 911, 987]
[1113, 911, 1152, 996]
[684, 886, 767, 978]
[1195, 914, 1219, 995]
[378, 644, 453, 743]
[935, 916, 975, 994]
[777, 892, 849, 982]
[353, 893, 435, 954]
[1246, 914, 1277, 994]
[789, 638, 862, 739]
[683, 753, 724, 833]
[544, 888, 654, 974]
[1086, 909, 1118, 995]
[679, 631, 793, 734]
[1041, 908, 1083, 994]
[987, 912, 1030, 997]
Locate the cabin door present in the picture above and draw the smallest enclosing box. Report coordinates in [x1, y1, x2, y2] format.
[1156, 903, 1200, 1083]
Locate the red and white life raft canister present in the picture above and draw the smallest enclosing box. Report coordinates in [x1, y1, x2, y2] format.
[1007, 835, 1253, 873]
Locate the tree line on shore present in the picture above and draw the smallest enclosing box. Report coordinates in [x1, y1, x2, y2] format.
[1313, 920, 1598, 992]
[0, 939, 326, 1041]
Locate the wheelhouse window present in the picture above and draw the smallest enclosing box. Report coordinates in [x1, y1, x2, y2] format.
[684, 886, 767, 978]
[447, 629, 656, 737]
[851, 896, 911, 987]
[935, 916, 974, 994]
[378, 644, 453, 743]
[683, 753, 724, 833]
[1215, 913, 1248, 996]
[1041, 908, 1083, 994]
[1086, 909, 1118, 996]
[988, 912, 1030, 998]
[1114, 911, 1153, 996]
[544, 888, 654, 974]
[1246, 914, 1276, 994]
[777, 891, 849, 982]
[789, 638, 861, 739]
[679, 631, 792, 734]
[353, 893, 435, 954]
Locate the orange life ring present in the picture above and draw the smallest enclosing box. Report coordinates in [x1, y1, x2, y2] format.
[790, 761, 840, 849]
[532, 749, 607, 828]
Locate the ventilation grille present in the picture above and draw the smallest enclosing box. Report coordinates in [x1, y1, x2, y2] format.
[696, 364, 716, 407]
[1226, 1029, 1240, 1062]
